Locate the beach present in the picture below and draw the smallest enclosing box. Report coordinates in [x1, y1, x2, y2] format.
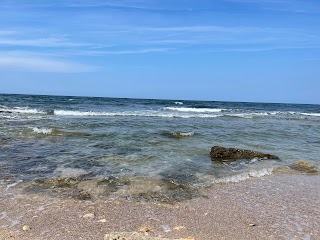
[1, 173, 319, 240]
[1, 94, 320, 239]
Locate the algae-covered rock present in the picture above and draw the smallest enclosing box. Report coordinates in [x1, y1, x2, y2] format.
[34, 177, 80, 189]
[290, 161, 318, 174]
[210, 146, 279, 162]
[25, 177, 92, 200]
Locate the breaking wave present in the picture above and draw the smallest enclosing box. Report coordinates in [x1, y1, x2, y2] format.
[164, 107, 225, 113]
[161, 131, 195, 139]
[0, 107, 45, 114]
[213, 168, 274, 183]
[32, 127, 53, 135]
[31, 127, 89, 136]
[300, 113, 320, 117]
[1, 106, 319, 119]
[53, 110, 221, 118]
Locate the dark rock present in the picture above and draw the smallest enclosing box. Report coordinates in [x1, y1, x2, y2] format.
[210, 146, 279, 161]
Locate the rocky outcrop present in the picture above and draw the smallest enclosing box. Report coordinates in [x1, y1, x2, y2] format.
[210, 146, 279, 161]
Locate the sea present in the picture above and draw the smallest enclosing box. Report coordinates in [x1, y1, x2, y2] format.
[0, 94, 319, 201]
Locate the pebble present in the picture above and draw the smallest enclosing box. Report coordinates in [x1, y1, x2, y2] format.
[22, 225, 31, 231]
[173, 226, 186, 231]
[83, 213, 95, 219]
[138, 226, 152, 233]
[97, 219, 107, 223]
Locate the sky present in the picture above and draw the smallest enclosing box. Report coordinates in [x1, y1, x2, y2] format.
[0, 0, 320, 104]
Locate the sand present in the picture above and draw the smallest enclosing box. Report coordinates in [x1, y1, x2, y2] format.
[0, 174, 319, 240]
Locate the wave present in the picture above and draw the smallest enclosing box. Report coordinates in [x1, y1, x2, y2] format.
[161, 131, 195, 139]
[164, 107, 225, 113]
[213, 168, 274, 183]
[178, 131, 194, 137]
[0, 107, 45, 114]
[54, 110, 108, 116]
[53, 110, 222, 118]
[1, 106, 319, 119]
[174, 102, 183, 105]
[300, 113, 320, 117]
[31, 127, 89, 136]
[32, 127, 53, 135]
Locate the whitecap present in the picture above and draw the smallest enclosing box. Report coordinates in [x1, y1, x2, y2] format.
[174, 102, 183, 105]
[54, 110, 106, 116]
[0, 107, 45, 114]
[178, 131, 194, 136]
[164, 107, 224, 113]
[226, 112, 273, 118]
[32, 127, 53, 135]
[53, 109, 223, 118]
[300, 113, 320, 117]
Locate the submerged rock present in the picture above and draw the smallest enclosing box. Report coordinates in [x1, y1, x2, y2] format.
[34, 177, 79, 189]
[210, 146, 279, 161]
[25, 177, 92, 200]
[290, 160, 318, 174]
[161, 131, 195, 139]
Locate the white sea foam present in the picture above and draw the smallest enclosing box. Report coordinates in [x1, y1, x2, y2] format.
[174, 102, 183, 105]
[53, 109, 222, 118]
[51, 109, 320, 119]
[54, 110, 107, 116]
[300, 113, 320, 117]
[213, 168, 274, 184]
[5, 180, 23, 191]
[32, 127, 53, 135]
[0, 107, 45, 114]
[178, 131, 195, 136]
[54, 110, 157, 117]
[164, 107, 224, 113]
[171, 131, 195, 138]
[227, 112, 276, 118]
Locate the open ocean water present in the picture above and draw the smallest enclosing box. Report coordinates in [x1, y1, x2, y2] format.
[0, 94, 319, 201]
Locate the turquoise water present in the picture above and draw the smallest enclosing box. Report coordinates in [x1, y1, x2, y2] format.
[0, 94, 319, 197]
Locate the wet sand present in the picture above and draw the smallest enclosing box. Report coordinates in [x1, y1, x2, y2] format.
[0, 174, 319, 240]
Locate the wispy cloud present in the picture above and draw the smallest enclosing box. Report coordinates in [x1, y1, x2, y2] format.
[0, 30, 16, 36]
[88, 25, 320, 50]
[8, 0, 189, 12]
[206, 44, 320, 53]
[64, 48, 172, 56]
[0, 37, 88, 48]
[0, 52, 98, 72]
[1, 1, 320, 62]
[0, 29, 89, 48]
[223, 0, 320, 13]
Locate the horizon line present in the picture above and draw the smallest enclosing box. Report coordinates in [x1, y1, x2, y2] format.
[0, 92, 318, 106]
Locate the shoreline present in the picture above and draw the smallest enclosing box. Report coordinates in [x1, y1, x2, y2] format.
[1, 173, 319, 240]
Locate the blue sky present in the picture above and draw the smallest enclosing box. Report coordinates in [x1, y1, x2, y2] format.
[0, 0, 320, 104]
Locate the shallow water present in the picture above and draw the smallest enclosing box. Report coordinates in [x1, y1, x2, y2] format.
[0, 94, 319, 200]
